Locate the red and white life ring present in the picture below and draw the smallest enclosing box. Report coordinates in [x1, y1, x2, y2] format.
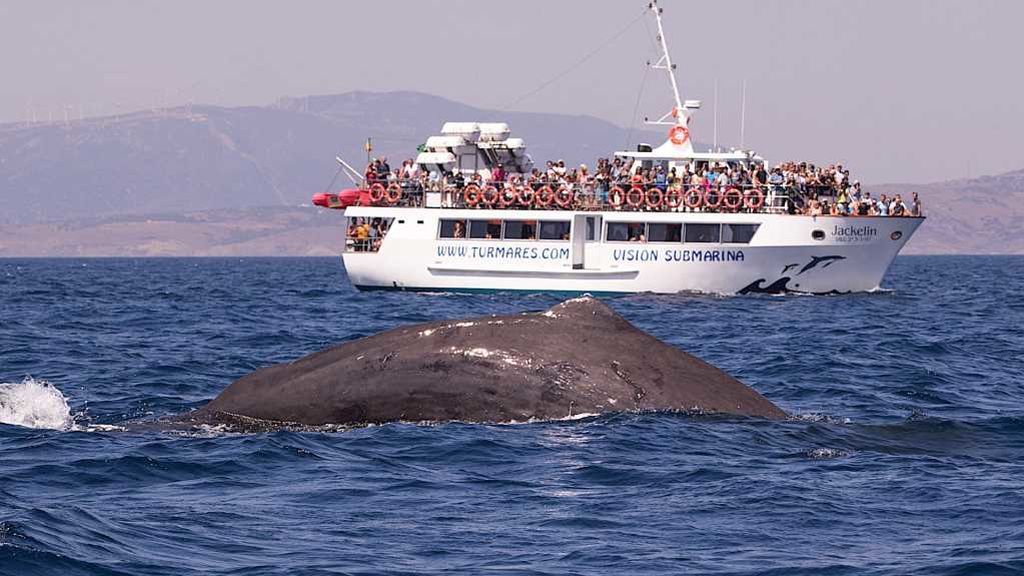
[368, 182, 386, 204]
[481, 185, 500, 207]
[704, 188, 722, 209]
[684, 187, 703, 209]
[609, 186, 626, 208]
[518, 185, 535, 207]
[743, 187, 765, 211]
[665, 187, 684, 209]
[626, 186, 645, 208]
[384, 183, 402, 205]
[722, 187, 743, 211]
[554, 186, 574, 209]
[668, 125, 690, 146]
[645, 187, 664, 210]
[463, 184, 482, 207]
[535, 185, 554, 208]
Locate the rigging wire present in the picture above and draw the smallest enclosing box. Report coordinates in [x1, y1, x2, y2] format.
[499, 7, 648, 112]
[625, 64, 649, 150]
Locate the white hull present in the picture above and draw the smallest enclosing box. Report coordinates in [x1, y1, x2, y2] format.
[342, 207, 923, 295]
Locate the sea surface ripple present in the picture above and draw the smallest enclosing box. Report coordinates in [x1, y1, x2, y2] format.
[1, 256, 1023, 575]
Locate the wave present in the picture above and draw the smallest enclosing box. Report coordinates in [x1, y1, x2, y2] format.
[0, 377, 75, 431]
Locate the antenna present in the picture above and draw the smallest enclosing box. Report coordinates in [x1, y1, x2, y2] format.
[643, 1, 699, 151]
[713, 79, 719, 150]
[740, 79, 747, 149]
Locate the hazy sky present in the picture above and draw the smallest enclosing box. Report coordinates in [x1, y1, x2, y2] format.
[2, 0, 1021, 184]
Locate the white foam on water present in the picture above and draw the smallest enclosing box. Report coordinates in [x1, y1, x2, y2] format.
[0, 377, 75, 431]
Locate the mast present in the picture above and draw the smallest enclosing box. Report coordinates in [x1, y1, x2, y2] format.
[643, 1, 699, 151]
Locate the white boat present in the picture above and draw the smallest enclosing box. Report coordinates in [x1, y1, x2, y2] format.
[315, 1, 924, 296]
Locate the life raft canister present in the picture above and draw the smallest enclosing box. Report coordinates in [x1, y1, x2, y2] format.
[384, 183, 402, 205]
[645, 187, 664, 210]
[535, 185, 555, 207]
[463, 184, 482, 207]
[554, 186, 574, 208]
[626, 186, 645, 208]
[684, 187, 703, 209]
[743, 187, 765, 210]
[368, 182, 386, 204]
[669, 125, 690, 146]
[722, 187, 743, 211]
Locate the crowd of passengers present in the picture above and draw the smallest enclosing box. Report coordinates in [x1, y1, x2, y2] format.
[345, 217, 389, 251]
[363, 156, 923, 217]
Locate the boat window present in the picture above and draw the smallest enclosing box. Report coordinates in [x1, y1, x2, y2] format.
[439, 219, 466, 239]
[469, 220, 502, 239]
[539, 221, 571, 240]
[647, 223, 682, 243]
[722, 223, 760, 244]
[606, 222, 646, 242]
[345, 216, 393, 253]
[503, 220, 537, 240]
[684, 223, 720, 243]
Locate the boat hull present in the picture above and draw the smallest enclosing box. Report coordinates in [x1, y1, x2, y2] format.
[341, 208, 923, 295]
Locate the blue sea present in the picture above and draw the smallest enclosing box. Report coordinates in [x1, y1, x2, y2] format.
[1, 256, 1022, 575]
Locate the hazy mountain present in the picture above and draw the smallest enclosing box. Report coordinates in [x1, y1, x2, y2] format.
[0, 90, 1020, 255]
[0, 91, 661, 225]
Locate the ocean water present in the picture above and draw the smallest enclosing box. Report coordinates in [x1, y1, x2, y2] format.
[1, 256, 1023, 575]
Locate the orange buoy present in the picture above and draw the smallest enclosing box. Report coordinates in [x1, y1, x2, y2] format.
[626, 186, 645, 208]
[554, 186, 574, 209]
[665, 187, 684, 209]
[684, 187, 703, 209]
[704, 188, 722, 209]
[535, 185, 554, 208]
[385, 183, 402, 205]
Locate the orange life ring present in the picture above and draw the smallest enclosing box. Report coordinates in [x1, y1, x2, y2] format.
[385, 183, 402, 205]
[665, 187, 684, 209]
[704, 188, 722, 209]
[683, 187, 703, 209]
[743, 187, 765, 211]
[554, 186, 574, 209]
[668, 125, 690, 146]
[463, 184, 482, 207]
[518, 184, 535, 207]
[368, 182, 386, 204]
[722, 187, 743, 211]
[609, 186, 626, 208]
[645, 187, 664, 210]
[482, 185, 500, 207]
[626, 186, 645, 208]
[535, 185, 554, 208]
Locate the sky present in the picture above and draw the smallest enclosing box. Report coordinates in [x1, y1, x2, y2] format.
[2, 0, 1022, 184]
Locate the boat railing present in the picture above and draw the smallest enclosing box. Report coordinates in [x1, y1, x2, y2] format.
[355, 179, 814, 214]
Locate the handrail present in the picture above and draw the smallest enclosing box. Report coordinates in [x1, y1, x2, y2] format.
[350, 179, 917, 217]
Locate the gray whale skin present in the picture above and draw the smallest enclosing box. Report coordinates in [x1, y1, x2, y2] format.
[185, 297, 786, 427]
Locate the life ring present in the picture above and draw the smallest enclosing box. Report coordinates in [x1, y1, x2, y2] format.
[498, 185, 518, 208]
[518, 184, 535, 207]
[743, 187, 765, 211]
[722, 187, 743, 211]
[368, 182, 386, 204]
[384, 183, 402, 205]
[535, 185, 554, 208]
[626, 186, 645, 208]
[669, 125, 690, 145]
[481, 185, 500, 207]
[645, 187, 664, 210]
[704, 188, 722, 209]
[463, 184, 482, 207]
[683, 187, 703, 209]
[554, 186, 574, 209]
[665, 187, 684, 209]
[609, 186, 626, 208]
